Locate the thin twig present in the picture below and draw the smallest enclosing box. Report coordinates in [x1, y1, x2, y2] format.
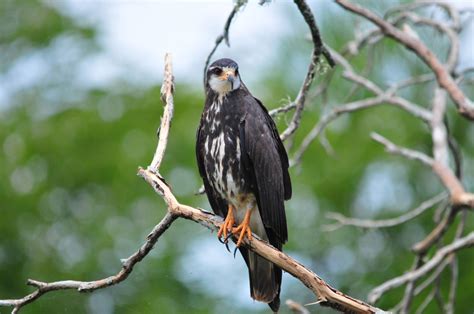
[384, 1, 460, 30]
[368, 232, 474, 303]
[413, 256, 450, 296]
[280, 0, 335, 141]
[202, 0, 247, 87]
[279, 48, 318, 142]
[371, 132, 434, 166]
[445, 255, 458, 314]
[324, 193, 447, 231]
[291, 95, 387, 166]
[269, 101, 296, 117]
[388, 73, 434, 91]
[415, 288, 436, 314]
[0, 212, 177, 313]
[412, 206, 459, 254]
[335, 0, 474, 120]
[293, 0, 334, 67]
[400, 256, 423, 313]
[331, 46, 432, 121]
[371, 133, 474, 208]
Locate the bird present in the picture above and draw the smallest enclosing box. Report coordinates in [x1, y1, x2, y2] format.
[196, 58, 292, 312]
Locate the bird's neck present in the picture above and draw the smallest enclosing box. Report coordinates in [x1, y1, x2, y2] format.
[207, 88, 235, 105]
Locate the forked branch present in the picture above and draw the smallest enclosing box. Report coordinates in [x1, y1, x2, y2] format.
[335, 0, 474, 120]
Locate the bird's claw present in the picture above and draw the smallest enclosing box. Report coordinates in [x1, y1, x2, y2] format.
[217, 205, 235, 243]
[232, 219, 252, 247]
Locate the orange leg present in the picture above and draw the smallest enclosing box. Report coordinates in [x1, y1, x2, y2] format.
[232, 209, 253, 247]
[217, 204, 235, 241]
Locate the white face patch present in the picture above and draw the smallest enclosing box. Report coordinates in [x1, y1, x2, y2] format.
[208, 66, 241, 97]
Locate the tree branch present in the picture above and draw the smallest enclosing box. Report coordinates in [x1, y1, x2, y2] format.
[149, 53, 174, 172]
[371, 133, 474, 208]
[0, 212, 177, 314]
[335, 0, 474, 120]
[280, 0, 335, 141]
[324, 193, 447, 231]
[202, 0, 247, 87]
[368, 232, 474, 303]
[293, 0, 335, 67]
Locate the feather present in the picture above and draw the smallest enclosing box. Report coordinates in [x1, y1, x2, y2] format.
[238, 91, 289, 243]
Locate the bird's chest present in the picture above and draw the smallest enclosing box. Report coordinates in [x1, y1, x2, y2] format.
[202, 102, 246, 200]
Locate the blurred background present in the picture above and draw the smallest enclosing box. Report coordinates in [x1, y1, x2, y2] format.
[0, 0, 473, 313]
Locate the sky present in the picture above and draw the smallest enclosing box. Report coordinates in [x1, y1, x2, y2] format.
[1, 1, 472, 112]
[53, 0, 297, 87]
[49, 0, 473, 89]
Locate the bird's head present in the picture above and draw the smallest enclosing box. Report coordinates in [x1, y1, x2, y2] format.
[206, 58, 241, 96]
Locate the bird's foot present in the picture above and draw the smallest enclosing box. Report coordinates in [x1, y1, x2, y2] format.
[232, 209, 252, 247]
[217, 205, 235, 242]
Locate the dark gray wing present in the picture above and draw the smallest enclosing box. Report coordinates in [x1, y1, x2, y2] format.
[196, 119, 228, 218]
[239, 94, 291, 243]
[253, 97, 291, 200]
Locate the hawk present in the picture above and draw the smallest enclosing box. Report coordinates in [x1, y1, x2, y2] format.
[196, 58, 292, 312]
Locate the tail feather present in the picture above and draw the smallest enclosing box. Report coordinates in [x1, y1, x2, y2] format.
[244, 249, 282, 312]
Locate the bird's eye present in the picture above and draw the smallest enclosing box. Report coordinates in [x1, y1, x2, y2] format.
[212, 68, 223, 75]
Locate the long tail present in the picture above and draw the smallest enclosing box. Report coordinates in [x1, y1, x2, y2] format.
[240, 248, 282, 312]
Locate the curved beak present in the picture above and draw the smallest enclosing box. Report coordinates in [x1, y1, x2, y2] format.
[227, 74, 235, 89]
[218, 68, 237, 90]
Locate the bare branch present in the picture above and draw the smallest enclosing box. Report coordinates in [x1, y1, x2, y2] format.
[413, 256, 450, 296]
[412, 207, 458, 254]
[335, 0, 474, 120]
[368, 232, 474, 303]
[371, 132, 434, 166]
[203, 0, 247, 87]
[384, 1, 461, 30]
[397, 12, 459, 71]
[329, 47, 382, 95]
[293, 0, 335, 67]
[279, 50, 317, 142]
[371, 133, 474, 209]
[0, 212, 177, 313]
[290, 45, 436, 166]
[270, 81, 331, 118]
[280, 0, 335, 141]
[324, 193, 447, 231]
[389, 73, 434, 91]
[291, 96, 387, 166]
[149, 53, 175, 172]
[269, 101, 296, 117]
[330, 47, 432, 121]
[446, 256, 458, 314]
[415, 288, 436, 314]
[399, 256, 423, 313]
